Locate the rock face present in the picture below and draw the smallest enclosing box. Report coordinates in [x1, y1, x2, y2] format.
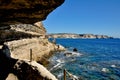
[7, 38, 65, 61]
[0, 22, 46, 42]
[0, 0, 65, 26]
[0, 44, 58, 80]
[0, 0, 65, 79]
[48, 33, 113, 39]
[7, 60, 58, 80]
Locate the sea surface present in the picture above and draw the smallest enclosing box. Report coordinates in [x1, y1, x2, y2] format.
[48, 39, 120, 80]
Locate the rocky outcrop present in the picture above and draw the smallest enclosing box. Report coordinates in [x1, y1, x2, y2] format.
[0, 34, 65, 80]
[0, 22, 65, 80]
[0, 0, 65, 79]
[7, 38, 65, 61]
[0, 23, 65, 80]
[0, 22, 46, 43]
[7, 60, 58, 80]
[0, 0, 65, 26]
[48, 33, 113, 39]
[0, 44, 58, 80]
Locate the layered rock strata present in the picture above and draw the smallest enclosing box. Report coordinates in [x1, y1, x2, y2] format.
[0, 0, 65, 79]
[0, 22, 65, 80]
[0, 0, 65, 25]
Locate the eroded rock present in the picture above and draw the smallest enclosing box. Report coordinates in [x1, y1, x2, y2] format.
[0, 0, 65, 26]
[12, 60, 58, 80]
[0, 44, 58, 80]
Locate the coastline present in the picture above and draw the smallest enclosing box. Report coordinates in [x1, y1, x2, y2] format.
[47, 38, 120, 80]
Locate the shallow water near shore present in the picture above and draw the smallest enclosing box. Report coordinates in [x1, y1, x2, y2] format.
[47, 39, 120, 80]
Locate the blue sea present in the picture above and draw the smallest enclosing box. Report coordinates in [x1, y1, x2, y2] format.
[48, 39, 120, 80]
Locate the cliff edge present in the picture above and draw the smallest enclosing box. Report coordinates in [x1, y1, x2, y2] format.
[0, 0, 65, 80]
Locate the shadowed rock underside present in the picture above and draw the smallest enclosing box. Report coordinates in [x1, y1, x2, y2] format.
[0, 0, 65, 26]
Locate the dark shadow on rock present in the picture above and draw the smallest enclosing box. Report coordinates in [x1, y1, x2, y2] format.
[0, 44, 17, 80]
[0, 43, 58, 80]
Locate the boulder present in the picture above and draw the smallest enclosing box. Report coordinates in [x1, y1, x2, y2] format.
[11, 60, 58, 80]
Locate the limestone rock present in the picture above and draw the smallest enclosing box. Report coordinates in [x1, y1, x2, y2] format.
[0, 0, 65, 26]
[0, 44, 58, 80]
[6, 38, 65, 61]
[10, 60, 58, 80]
[0, 22, 46, 42]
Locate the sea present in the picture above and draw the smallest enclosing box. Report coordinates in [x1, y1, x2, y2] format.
[47, 38, 120, 80]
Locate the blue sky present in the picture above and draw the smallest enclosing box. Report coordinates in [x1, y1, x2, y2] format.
[43, 0, 120, 38]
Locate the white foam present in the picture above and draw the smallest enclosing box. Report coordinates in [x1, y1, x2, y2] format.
[56, 59, 65, 63]
[111, 65, 116, 68]
[57, 73, 63, 78]
[101, 68, 109, 72]
[49, 63, 62, 71]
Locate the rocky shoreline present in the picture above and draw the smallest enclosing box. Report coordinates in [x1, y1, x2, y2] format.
[48, 33, 113, 39]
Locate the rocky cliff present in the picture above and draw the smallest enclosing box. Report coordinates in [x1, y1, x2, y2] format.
[0, 0, 65, 80]
[48, 33, 113, 39]
[0, 22, 46, 42]
[0, 23, 65, 80]
[0, 44, 58, 80]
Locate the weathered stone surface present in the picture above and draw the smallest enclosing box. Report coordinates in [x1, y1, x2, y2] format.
[0, 44, 58, 80]
[0, 22, 47, 43]
[0, 0, 65, 26]
[11, 60, 58, 80]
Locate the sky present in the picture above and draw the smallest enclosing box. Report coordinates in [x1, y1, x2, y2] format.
[43, 0, 120, 38]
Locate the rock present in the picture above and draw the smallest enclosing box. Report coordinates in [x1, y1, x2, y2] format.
[0, 0, 65, 26]
[6, 38, 65, 61]
[0, 44, 58, 80]
[0, 44, 17, 80]
[0, 22, 46, 42]
[10, 22, 46, 34]
[0, 1, 65, 79]
[6, 73, 18, 80]
[9, 60, 58, 80]
[34, 22, 46, 34]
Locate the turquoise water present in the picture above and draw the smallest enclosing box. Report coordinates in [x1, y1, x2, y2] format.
[48, 39, 120, 80]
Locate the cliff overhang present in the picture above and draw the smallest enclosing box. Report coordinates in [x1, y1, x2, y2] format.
[0, 0, 65, 26]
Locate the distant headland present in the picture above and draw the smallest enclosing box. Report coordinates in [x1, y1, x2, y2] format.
[47, 33, 113, 39]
